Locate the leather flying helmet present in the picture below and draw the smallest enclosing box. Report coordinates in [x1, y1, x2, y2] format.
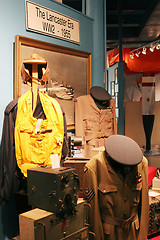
[21, 54, 49, 85]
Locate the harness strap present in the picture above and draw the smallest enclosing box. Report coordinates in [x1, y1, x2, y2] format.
[35, 119, 43, 134]
[101, 214, 136, 229]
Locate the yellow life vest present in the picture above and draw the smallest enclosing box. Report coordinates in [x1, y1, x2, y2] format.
[15, 90, 64, 177]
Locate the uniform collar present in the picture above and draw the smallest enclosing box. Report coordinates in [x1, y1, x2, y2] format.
[103, 151, 139, 182]
[89, 95, 109, 112]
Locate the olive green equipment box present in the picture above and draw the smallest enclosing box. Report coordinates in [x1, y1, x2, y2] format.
[27, 166, 80, 218]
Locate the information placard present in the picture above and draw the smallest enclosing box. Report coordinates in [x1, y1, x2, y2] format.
[25, 0, 80, 44]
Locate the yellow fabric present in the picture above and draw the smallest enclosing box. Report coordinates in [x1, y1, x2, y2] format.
[15, 90, 64, 177]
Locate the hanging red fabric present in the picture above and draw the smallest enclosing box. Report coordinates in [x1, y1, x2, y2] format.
[108, 48, 160, 74]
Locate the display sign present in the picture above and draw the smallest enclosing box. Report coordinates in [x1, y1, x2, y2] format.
[25, 0, 80, 44]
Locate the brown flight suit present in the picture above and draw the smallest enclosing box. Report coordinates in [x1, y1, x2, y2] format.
[83, 151, 149, 240]
[75, 95, 117, 158]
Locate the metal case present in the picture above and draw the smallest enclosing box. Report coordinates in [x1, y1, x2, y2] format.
[19, 200, 89, 240]
[27, 166, 79, 217]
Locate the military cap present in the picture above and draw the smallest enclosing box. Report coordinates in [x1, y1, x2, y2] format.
[90, 86, 111, 102]
[105, 135, 143, 165]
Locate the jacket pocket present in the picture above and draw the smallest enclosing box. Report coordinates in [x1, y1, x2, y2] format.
[98, 184, 117, 210]
[83, 117, 98, 141]
[98, 183, 117, 193]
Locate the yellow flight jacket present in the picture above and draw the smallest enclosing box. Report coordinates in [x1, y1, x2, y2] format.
[15, 90, 64, 177]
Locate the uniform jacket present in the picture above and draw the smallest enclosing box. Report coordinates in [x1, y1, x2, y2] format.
[75, 95, 117, 158]
[15, 90, 64, 177]
[0, 92, 68, 205]
[83, 151, 149, 240]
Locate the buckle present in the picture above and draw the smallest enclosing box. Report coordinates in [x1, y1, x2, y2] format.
[121, 214, 136, 229]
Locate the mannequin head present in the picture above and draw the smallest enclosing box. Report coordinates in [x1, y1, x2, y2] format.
[21, 54, 49, 85]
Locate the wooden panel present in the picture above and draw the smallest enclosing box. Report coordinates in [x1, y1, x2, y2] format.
[125, 101, 160, 148]
[64, 159, 88, 197]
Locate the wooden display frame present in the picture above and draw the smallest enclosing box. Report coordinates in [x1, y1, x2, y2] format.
[14, 35, 92, 130]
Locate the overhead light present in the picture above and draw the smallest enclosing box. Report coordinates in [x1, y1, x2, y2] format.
[156, 42, 160, 50]
[135, 51, 140, 57]
[130, 39, 160, 58]
[150, 44, 155, 52]
[142, 47, 147, 54]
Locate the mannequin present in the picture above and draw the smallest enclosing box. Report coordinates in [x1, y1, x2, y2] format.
[23, 54, 47, 111]
[15, 54, 66, 178]
[75, 86, 117, 158]
[83, 135, 149, 240]
[0, 54, 68, 205]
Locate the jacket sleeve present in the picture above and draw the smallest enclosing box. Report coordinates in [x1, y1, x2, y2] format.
[138, 156, 149, 240]
[75, 96, 84, 138]
[61, 109, 68, 165]
[83, 161, 104, 240]
[110, 98, 117, 134]
[0, 99, 20, 205]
